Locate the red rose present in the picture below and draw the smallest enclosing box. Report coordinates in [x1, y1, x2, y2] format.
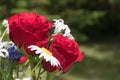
[8, 12, 53, 54]
[43, 35, 84, 73]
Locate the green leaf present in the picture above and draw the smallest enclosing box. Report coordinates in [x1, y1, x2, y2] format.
[0, 66, 6, 80]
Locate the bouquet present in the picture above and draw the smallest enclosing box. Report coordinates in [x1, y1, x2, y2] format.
[0, 12, 84, 80]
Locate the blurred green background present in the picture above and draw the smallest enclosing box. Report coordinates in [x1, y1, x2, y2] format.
[0, 0, 120, 80]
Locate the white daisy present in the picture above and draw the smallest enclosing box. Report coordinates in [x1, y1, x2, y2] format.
[28, 45, 60, 67]
[2, 19, 9, 34]
[53, 19, 74, 40]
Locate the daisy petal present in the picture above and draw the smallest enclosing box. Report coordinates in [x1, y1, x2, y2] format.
[28, 45, 61, 67]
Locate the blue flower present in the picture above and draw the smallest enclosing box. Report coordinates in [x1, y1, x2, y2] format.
[7, 45, 22, 62]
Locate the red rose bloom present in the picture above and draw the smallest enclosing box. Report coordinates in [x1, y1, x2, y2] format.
[43, 35, 84, 73]
[8, 12, 53, 54]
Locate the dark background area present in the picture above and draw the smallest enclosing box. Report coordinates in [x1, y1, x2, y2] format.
[0, 0, 120, 42]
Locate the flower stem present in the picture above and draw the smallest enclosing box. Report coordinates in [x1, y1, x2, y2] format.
[30, 59, 42, 75]
[29, 56, 36, 80]
[36, 63, 42, 80]
[29, 57, 42, 80]
[40, 70, 45, 75]
[16, 64, 19, 78]
[0, 28, 7, 42]
[0, 67, 6, 80]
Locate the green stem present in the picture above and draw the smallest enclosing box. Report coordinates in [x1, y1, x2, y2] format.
[8, 63, 14, 80]
[29, 56, 36, 80]
[30, 59, 42, 75]
[40, 70, 45, 75]
[28, 57, 42, 80]
[36, 63, 42, 80]
[16, 64, 19, 78]
[0, 67, 6, 80]
[0, 28, 7, 42]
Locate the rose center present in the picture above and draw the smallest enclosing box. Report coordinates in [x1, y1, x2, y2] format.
[41, 47, 52, 56]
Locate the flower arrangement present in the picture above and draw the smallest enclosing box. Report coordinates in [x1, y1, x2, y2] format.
[0, 12, 84, 80]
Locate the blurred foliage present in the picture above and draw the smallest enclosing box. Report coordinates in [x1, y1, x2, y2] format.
[0, 0, 120, 42]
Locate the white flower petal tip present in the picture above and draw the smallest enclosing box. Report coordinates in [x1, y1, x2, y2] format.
[23, 76, 32, 80]
[53, 19, 65, 34]
[15, 77, 32, 80]
[2, 19, 9, 34]
[53, 19, 64, 25]
[2, 19, 9, 27]
[0, 49, 9, 58]
[0, 42, 8, 49]
[0, 41, 14, 49]
[53, 19, 74, 40]
[28, 45, 61, 67]
[15, 79, 20, 80]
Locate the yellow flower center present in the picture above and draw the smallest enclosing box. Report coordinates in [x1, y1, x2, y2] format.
[9, 41, 13, 45]
[41, 47, 52, 56]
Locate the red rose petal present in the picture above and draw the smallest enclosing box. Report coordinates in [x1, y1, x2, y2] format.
[8, 12, 53, 54]
[42, 35, 84, 73]
[19, 56, 28, 64]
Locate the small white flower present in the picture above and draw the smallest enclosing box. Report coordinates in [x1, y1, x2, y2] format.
[0, 42, 9, 58]
[2, 19, 9, 27]
[53, 19, 74, 40]
[63, 25, 74, 40]
[2, 19, 9, 34]
[23, 76, 32, 80]
[0, 49, 8, 58]
[0, 41, 14, 58]
[0, 42, 9, 49]
[15, 76, 32, 80]
[53, 19, 66, 34]
[28, 45, 60, 67]
[0, 41, 14, 49]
